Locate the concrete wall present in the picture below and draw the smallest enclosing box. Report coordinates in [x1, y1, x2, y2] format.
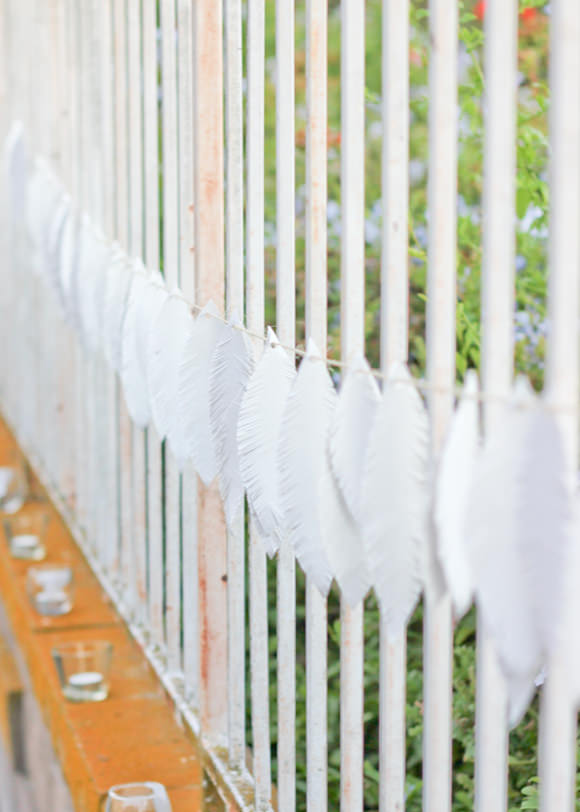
[0, 598, 74, 812]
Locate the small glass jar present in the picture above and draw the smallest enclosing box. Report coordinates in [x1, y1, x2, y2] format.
[106, 783, 172, 811]
[27, 565, 74, 616]
[3, 506, 49, 560]
[0, 456, 28, 514]
[51, 641, 113, 702]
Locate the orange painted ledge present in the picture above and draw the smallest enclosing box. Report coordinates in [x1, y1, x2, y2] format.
[0, 419, 203, 811]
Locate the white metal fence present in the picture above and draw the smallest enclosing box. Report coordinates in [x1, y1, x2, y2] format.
[0, 1, 579, 811]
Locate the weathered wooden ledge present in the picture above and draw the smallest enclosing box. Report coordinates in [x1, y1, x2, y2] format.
[0, 418, 203, 811]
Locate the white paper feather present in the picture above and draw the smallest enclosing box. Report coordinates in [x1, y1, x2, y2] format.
[121, 265, 158, 427]
[45, 196, 71, 305]
[103, 249, 133, 373]
[319, 455, 369, 605]
[3, 120, 29, 222]
[26, 161, 62, 274]
[322, 356, 379, 604]
[361, 362, 429, 636]
[466, 378, 572, 725]
[147, 290, 194, 447]
[177, 301, 224, 484]
[328, 355, 380, 521]
[58, 211, 83, 328]
[434, 370, 479, 618]
[77, 224, 111, 353]
[278, 340, 335, 596]
[209, 318, 255, 527]
[237, 328, 296, 555]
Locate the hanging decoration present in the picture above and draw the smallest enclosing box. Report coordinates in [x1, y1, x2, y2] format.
[209, 317, 254, 529]
[237, 328, 296, 556]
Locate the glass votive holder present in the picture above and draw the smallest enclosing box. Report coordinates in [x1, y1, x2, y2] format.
[27, 565, 74, 616]
[3, 506, 49, 560]
[106, 782, 172, 811]
[0, 458, 28, 514]
[51, 641, 113, 703]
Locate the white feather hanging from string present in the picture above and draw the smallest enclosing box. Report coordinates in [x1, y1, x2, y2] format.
[58, 211, 81, 327]
[77, 224, 111, 354]
[466, 377, 572, 725]
[165, 305, 197, 466]
[26, 161, 62, 276]
[177, 300, 224, 484]
[434, 370, 480, 618]
[3, 120, 29, 221]
[120, 264, 163, 427]
[319, 455, 368, 606]
[278, 339, 335, 596]
[323, 355, 380, 605]
[44, 195, 70, 306]
[237, 328, 296, 555]
[209, 318, 255, 528]
[361, 362, 429, 636]
[148, 290, 194, 443]
[102, 248, 133, 374]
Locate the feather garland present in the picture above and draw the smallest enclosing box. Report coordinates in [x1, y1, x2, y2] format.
[278, 340, 335, 596]
[237, 328, 296, 555]
[209, 317, 255, 527]
[361, 362, 429, 637]
[434, 370, 480, 618]
[177, 300, 224, 484]
[102, 248, 133, 373]
[466, 378, 572, 725]
[148, 290, 194, 443]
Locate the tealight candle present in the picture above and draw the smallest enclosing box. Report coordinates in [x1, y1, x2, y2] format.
[27, 565, 74, 616]
[52, 641, 113, 703]
[65, 671, 106, 702]
[12, 533, 38, 549]
[4, 507, 48, 561]
[10, 533, 44, 560]
[34, 589, 71, 616]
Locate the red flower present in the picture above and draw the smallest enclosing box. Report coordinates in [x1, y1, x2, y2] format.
[474, 0, 486, 20]
[520, 7, 537, 22]
[474, 2, 538, 23]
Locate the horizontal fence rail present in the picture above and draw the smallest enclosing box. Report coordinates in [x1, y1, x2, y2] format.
[0, 2, 579, 812]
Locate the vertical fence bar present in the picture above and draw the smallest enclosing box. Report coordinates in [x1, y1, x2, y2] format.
[339, 1, 365, 811]
[305, 1, 328, 809]
[193, 0, 228, 742]
[128, 0, 147, 624]
[143, 0, 164, 651]
[539, 1, 580, 809]
[246, 0, 272, 805]
[101, 0, 121, 584]
[224, 0, 246, 771]
[275, 0, 296, 808]
[160, 0, 182, 673]
[177, 0, 199, 705]
[423, 1, 457, 811]
[113, 0, 134, 608]
[379, 2, 409, 809]
[475, 1, 518, 810]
